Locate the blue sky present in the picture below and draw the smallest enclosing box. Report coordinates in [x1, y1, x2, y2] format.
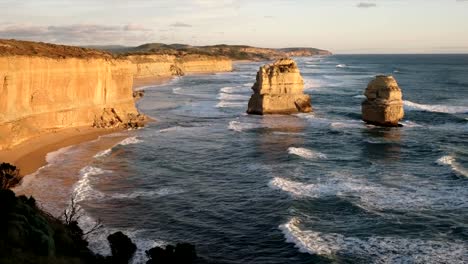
[1, 0, 467, 53]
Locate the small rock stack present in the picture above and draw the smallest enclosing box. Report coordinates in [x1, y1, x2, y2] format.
[247, 58, 312, 115]
[362, 75, 404, 127]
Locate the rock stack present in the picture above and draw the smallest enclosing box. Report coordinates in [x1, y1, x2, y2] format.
[362, 75, 404, 127]
[247, 58, 312, 115]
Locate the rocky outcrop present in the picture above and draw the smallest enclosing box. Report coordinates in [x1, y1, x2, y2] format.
[0, 40, 146, 150]
[361, 75, 404, 127]
[126, 54, 232, 80]
[247, 58, 312, 115]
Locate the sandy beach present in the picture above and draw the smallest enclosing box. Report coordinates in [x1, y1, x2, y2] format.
[0, 127, 123, 176]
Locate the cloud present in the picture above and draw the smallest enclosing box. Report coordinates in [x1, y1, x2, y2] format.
[357, 2, 377, 8]
[0, 23, 156, 45]
[169, 22, 192, 27]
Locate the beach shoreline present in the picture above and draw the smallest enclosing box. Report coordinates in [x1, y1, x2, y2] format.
[0, 76, 173, 178]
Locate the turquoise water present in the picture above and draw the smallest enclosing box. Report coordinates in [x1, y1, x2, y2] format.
[16, 55, 468, 263]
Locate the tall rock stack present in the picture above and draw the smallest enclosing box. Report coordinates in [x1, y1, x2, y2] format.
[247, 58, 312, 115]
[362, 75, 404, 127]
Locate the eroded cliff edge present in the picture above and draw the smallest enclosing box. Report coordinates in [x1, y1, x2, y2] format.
[0, 39, 234, 150]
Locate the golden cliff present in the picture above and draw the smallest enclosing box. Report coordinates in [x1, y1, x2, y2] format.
[0, 40, 234, 150]
[0, 40, 145, 150]
[126, 54, 233, 80]
[247, 58, 312, 115]
[362, 75, 404, 127]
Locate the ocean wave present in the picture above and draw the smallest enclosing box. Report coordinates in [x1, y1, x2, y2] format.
[228, 121, 263, 132]
[74, 166, 109, 202]
[269, 177, 468, 212]
[330, 121, 363, 129]
[111, 188, 185, 199]
[280, 217, 467, 263]
[436, 155, 468, 178]
[336, 64, 347, 68]
[288, 147, 327, 160]
[404, 100, 468, 114]
[172, 87, 183, 95]
[217, 92, 250, 101]
[94, 148, 112, 158]
[118, 137, 144, 146]
[159, 126, 188, 133]
[353, 94, 366, 99]
[216, 101, 245, 108]
[243, 82, 254, 87]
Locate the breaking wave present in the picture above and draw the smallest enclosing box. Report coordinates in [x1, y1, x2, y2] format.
[437, 155, 468, 178]
[404, 100, 468, 114]
[110, 188, 185, 199]
[228, 121, 263, 132]
[118, 137, 144, 146]
[336, 64, 347, 68]
[74, 166, 109, 202]
[280, 217, 467, 263]
[288, 147, 327, 160]
[269, 177, 468, 212]
[94, 148, 112, 158]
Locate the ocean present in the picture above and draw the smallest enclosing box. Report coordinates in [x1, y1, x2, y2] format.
[15, 55, 468, 263]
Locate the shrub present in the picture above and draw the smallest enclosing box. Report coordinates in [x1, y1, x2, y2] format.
[0, 162, 21, 189]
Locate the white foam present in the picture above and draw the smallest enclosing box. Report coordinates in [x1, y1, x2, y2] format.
[217, 92, 250, 101]
[243, 82, 254, 87]
[111, 188, 184, 199]
[94, 148, 112, 158]
[118, 137, 143, 146]
[269, 176, 468, 212]
[158, 126, 186, 133]
[74, 166, 109, 202]
[228, 121, 263, 132]
[220, 86, 237, 94]
[401, 120, 423, 128]
[280, 217, 467, 263]
[288, 147, 327, 160]
[353, 94, 366, 99]
[172, 87, 183, 95]
[330, 121, 363, 129]
[216, 101, 245, 108]
[404, 100, 468, 114]
[336, 64, 347, 68]
[437, 155, 468, 178]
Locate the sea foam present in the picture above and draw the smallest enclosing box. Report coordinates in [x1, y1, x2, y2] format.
[269, 176, 468, 212]
[118, 136, 144, 146]
[437, 155, 468, 178]
[74, 166, 109, 202]
[404, 100, 468, 114]
[280, 217, 467, 263]
[288, 147, 327, 160]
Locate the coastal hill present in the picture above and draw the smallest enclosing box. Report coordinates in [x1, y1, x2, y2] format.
[0, 39, 113, 59]
[89, 43, 332, 61]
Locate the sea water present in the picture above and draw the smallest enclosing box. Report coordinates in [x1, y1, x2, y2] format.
[15, 55, 468, 263]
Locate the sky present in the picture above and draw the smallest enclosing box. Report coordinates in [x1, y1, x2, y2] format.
[0, 0, 467, 53]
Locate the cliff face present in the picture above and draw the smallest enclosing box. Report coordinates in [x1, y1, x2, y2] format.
[0, 55, 142, 150]
[247, 58, 312, 115]
[126, 54, 232, 79]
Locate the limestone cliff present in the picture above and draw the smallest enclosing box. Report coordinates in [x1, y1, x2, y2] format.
[0, 40, 145, 150]
[247, 58, 312, 115]
[126, 54, 232, 80]
[361, 75, 404, 127]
